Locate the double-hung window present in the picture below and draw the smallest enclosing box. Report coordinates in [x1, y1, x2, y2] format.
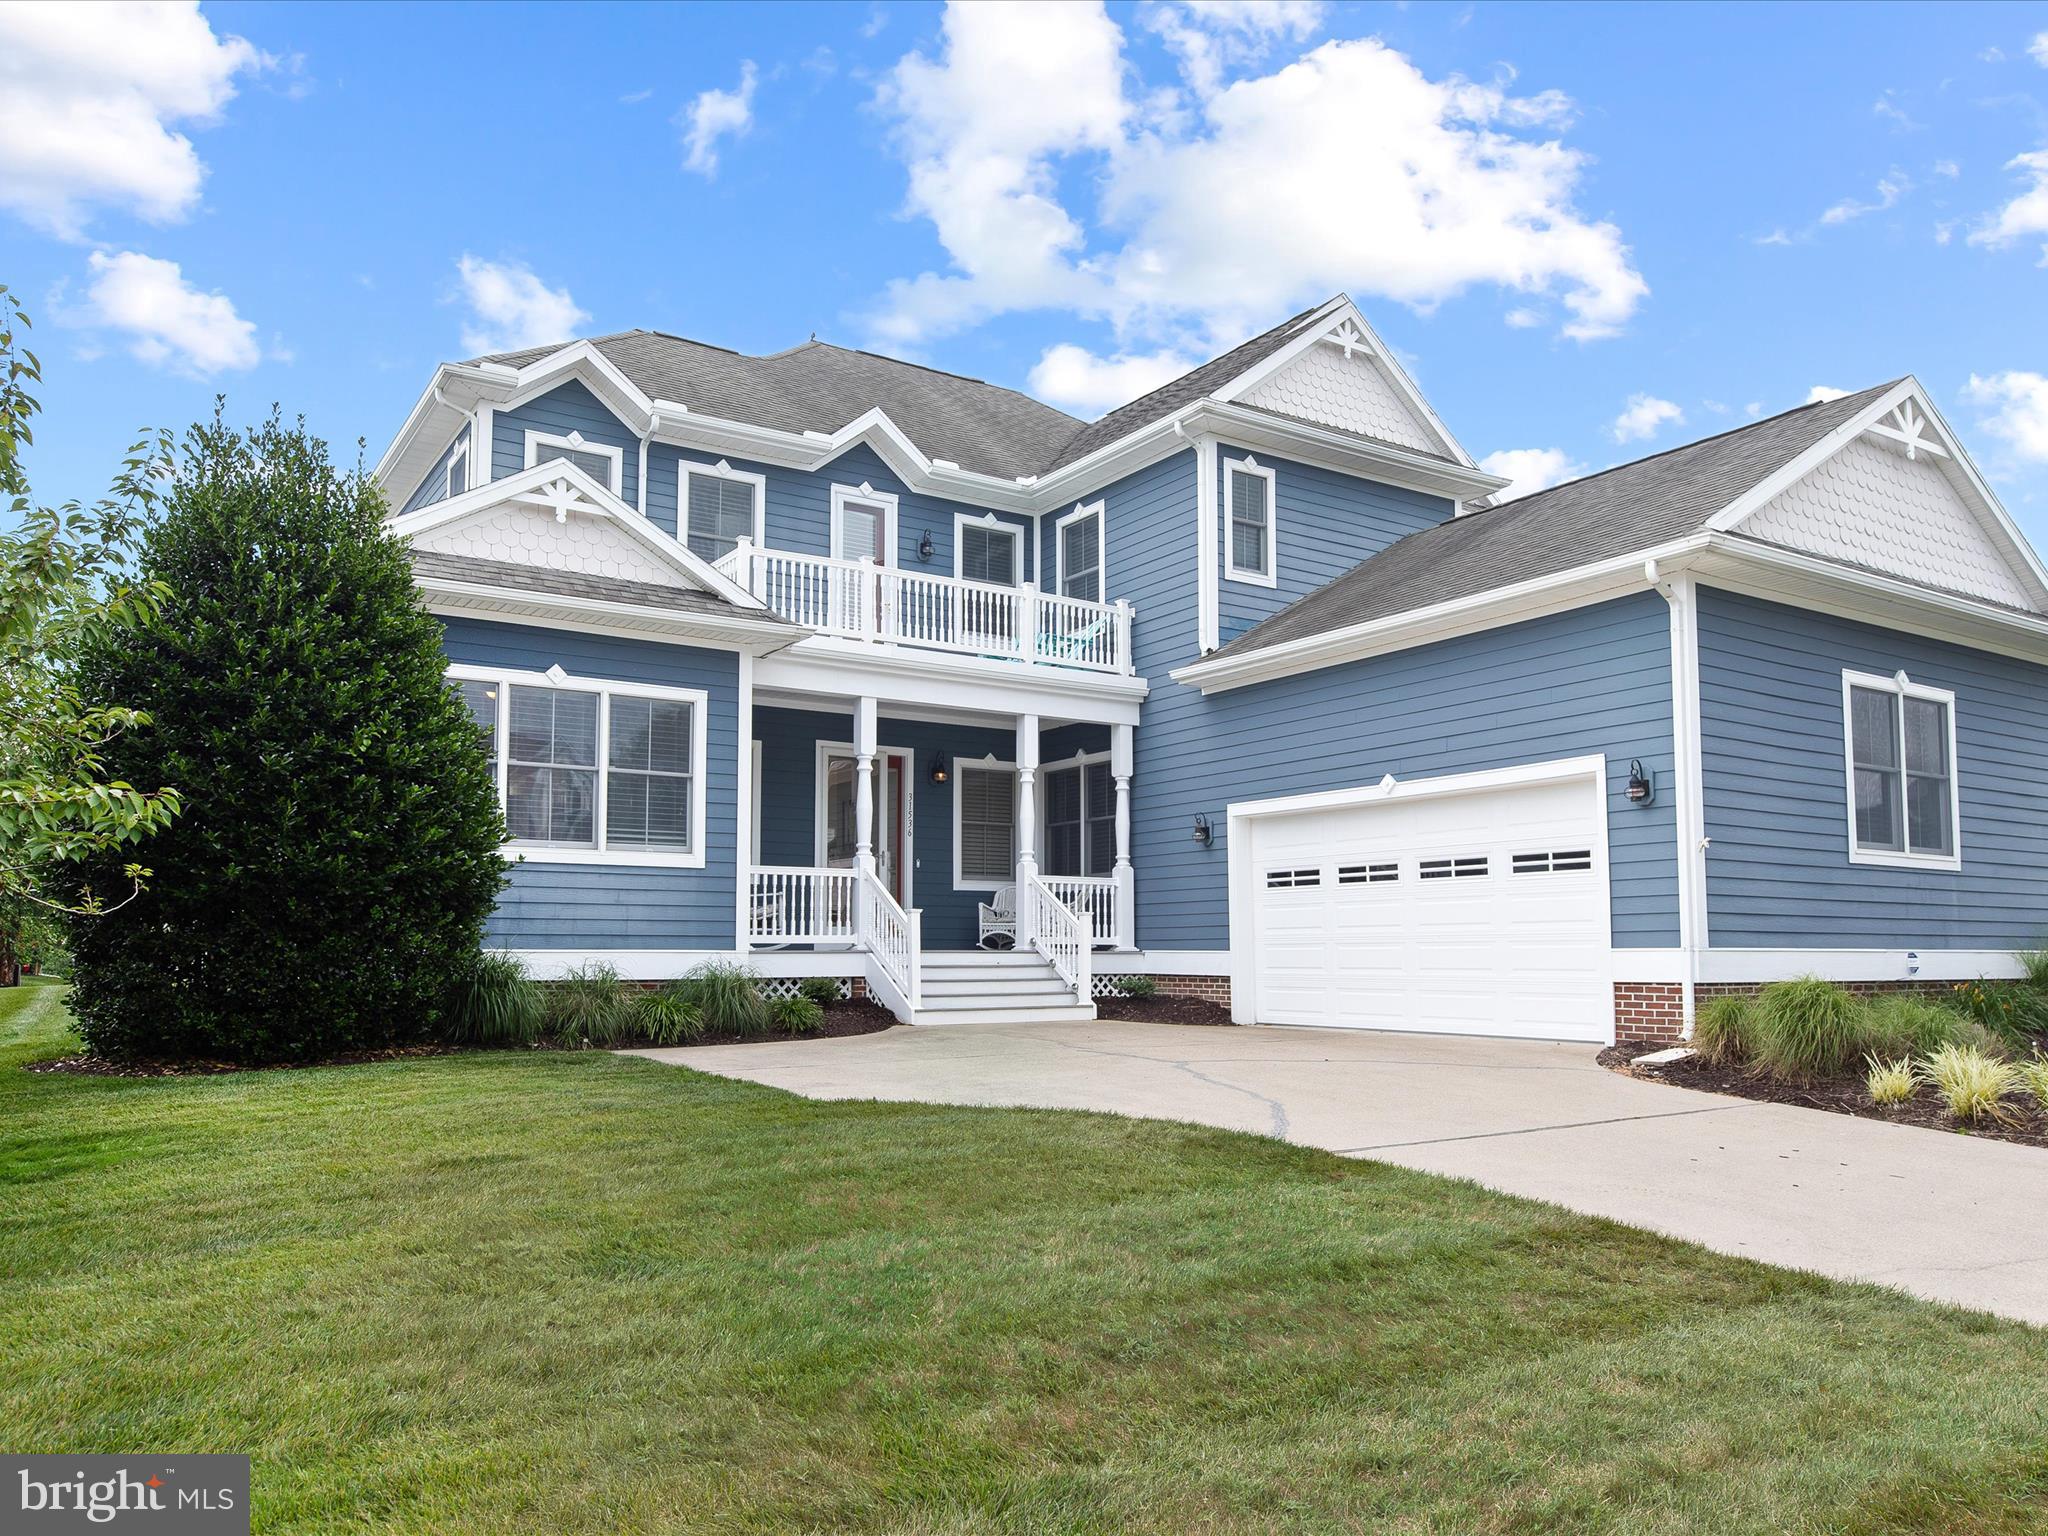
[1844, 670, 1959, 868]
[1057, 502, 1104, 604]
[1043, 759, 1115, 876]
[958, 517, 1021, 587]
[1224, 456, 1276, 585]
[451, 665, 707, 867]
[682, 465, 765, 563]
[524, 430, 622, 494]
[954, 763, 1018, 888]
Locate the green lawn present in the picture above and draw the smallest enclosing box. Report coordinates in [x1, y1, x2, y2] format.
[4, 982, 2047, 1534]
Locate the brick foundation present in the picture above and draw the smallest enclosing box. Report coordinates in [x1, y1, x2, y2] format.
[1694, 979, 1960, 1004]
[1612, 982, 1686, 1047]
[1148, 974, 1231, 1004]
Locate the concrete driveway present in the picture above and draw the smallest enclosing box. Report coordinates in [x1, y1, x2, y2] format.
[629, 1018, 2048, 1326]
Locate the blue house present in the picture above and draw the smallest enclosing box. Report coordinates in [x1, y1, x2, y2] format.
[376, 296, 2048, 1043]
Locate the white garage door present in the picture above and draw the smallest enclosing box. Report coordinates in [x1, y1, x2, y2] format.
[1244, 773, 1609, 1041]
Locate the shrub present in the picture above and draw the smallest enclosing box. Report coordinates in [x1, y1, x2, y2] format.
[1864, 1055, 1916, 1106]
[546, 964, 635, 1047]
[60, 413, 505, 1062]
[1691, 994, 1753, 1065]
[797, 976, 843, 1008]
[1920, 1043, 2018, 1124]
[682, 961, 768, 1037]
[1864, 994, 2002, 1059]
[632, 983, 704, 1047]
[2018, 948, 2048, 992]
[1751, 977, 1866, 1079]
[768, 995, 825, 1036]
[2015, 1056, 2048, 1115]
[445, 952, 544, 1047]
[1114, 975, 1160, 1000]
[1951, 979, 2048, 1047]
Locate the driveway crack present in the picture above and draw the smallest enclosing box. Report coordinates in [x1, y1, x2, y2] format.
[1334, 1102, 1744, 1153]
[1021, 1032, 1293, 1139]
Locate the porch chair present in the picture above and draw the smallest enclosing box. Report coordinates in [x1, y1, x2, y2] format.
[1036, 612, 1112, 666]
[977, 885, 1017, 949]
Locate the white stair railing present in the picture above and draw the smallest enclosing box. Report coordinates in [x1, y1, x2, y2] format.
[1042, 876, 1118, 947]
[748, 867, 858, 946]
[855, 864, 922, 1022]
[1020, 870, 1090, 1007]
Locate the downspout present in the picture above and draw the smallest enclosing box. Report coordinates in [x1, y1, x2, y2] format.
[1649, 560, 1708, 1034]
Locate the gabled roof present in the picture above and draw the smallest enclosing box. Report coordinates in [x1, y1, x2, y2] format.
[409, 550, 768, 621]
[1206, 382, 1900, 660]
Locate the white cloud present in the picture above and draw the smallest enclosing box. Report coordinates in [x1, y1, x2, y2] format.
[1969, 150, 2048, 261]
[454, 255, 589, 354]
[1965, 371, 2048, 460]
[1610, 393, 1682, 443]
[2031, 32, 2048, 67]
[1804, 385, 1850, 403]
[1934, 158, 1960, 178]
[0, 1, 269, 238]
[1872, 93, 1920, 132]
[1027, 342, 1196, 414]
[868, 3, 1646, 357]
[66, 249, 260, 374]
[1146, 1, 1327, 99]
[1503, 306, 1543, 328]
[1478, 446, 1583, 503]
[680, 61, 758, 177]
[1821, 171, 1910, 225]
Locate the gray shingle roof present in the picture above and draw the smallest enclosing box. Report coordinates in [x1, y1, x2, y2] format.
[409, 550, 789, 623]
[1207, 381, 1898, 660]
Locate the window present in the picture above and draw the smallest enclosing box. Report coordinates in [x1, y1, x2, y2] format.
[448, 665, 707, 867]
[445, 439, 469, 499]
[1224, 457, 1276, 586]
[1057, 502, 1104, 603]
[957, 517, 1021, 586]
[1419, 855, 1488, 880]
[682, 465, 764, 563]
[524, 430, 622, 494]
[832, 484, 897, 565]
[1337, 862, 1399, 884]
[1512, 849, 1593, 874]
[1265, 867, 1321, 888]
[954, 763, 1017, 887]
[1043, 759, 1115, 876]
[1845, 670, 1958, 866]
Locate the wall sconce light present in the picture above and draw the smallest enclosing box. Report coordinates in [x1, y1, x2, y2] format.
[917, 530, 935, 563]
[1192, 812, 1213, 847]
[930, 758, 949, 785]
[1626, 759, 1654, 805]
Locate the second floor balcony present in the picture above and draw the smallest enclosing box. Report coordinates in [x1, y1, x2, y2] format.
[715, 541, 1135, 675]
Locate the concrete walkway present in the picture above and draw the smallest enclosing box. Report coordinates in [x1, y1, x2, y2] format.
[629, 1019, 2048, 1326]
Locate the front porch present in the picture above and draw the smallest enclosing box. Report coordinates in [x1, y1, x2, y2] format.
[742, 696, 1136, 1023]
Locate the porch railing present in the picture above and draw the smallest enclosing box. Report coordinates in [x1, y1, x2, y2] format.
[1041, 876, 1119, 948]
[716, 542, 1133, 675]
[749, 866, 858, 946]
[856, 864, 922, 1019]
[1020, 870, 1091, 1007]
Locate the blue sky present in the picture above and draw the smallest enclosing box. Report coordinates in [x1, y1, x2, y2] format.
[7, 0, 2048, 533]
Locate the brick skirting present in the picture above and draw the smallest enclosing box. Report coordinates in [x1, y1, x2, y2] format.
[1147, 974, 1231, 1004]
[1612, 982, 1686, 1046]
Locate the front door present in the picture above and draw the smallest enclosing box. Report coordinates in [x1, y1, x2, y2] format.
[821, 748, 910, 903]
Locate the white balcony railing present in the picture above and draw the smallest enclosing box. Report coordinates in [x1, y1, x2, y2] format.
[716, 542, 1133, 675]
[748, 864, 922, 1022]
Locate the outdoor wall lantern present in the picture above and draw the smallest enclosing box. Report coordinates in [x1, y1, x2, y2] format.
[1192, 813, 1213, 847]
[930, 758, 949, 785]
[917, 530, 935, 563]
[1626, 759, 1654, 806]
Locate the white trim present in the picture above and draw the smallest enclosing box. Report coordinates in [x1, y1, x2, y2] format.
[830, 482, 899, 567]
[523, 428, 624, 495]
[1221, 454, 1277, 588]
[736, 651, 755, 946]
[1841, 668, 1962, 871]
[1696, 948, 2023, 984]
[1087, 950, 1233, 977]
[1037, 748, 1116, 877]
[952, 512, 1024, 586]
[678, 458, 768, 560]
[813, 739, 915, 905]
[447, 661, 709, 869]
[755, 636, 1146, 726]
[1655, 571, 1707, 1029]
[1194, 435, 1219, 653]
[749, 739, 764, 865]
[1224, 755, 1612, 1030]
[473, 404, 494, 490]
[1054, 500, 1106, 603]
[951, 755, 1019, 892]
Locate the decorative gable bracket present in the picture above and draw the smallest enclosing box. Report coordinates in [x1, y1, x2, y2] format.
[1864, 399, 1948, 461]
[1317, 317, 1376, 361]
[512, 473, 606, 525]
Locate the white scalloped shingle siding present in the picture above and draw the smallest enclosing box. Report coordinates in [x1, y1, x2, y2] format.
[1239, 344, 1440, 453]
[413, 503, 687, 588]
[1742, 436, 2035, 609]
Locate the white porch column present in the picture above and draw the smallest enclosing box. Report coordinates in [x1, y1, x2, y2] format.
[1014, 712, 1040, 946]
[853, 696, 878, 876]
[1111, 722, 1135, 950]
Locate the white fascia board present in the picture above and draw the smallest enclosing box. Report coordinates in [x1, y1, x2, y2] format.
[417, 585, 800, 655]
[1190, 402, 1506, 501]
[755, 636, 1146, 726]
[1906, 382, 2048, 607]
[1173, 537, 1710, 692]
[373, 362, 514, 495]
[505, 341, 655, 432]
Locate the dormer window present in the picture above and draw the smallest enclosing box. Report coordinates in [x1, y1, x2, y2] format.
[524, 430, 622, 494]
[1057, 501, 1104, 604]
[681, 462, 766, 563]
[1224, 456, 1276, 587]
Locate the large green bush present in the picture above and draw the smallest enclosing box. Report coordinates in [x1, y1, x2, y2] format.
[61, 414, 505, 1061]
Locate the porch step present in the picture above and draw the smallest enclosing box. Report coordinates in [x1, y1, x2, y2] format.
[909, 1003, 1099, 1027]
[909, 951, 1097, 1026]
[921, 975, 1081, 1000]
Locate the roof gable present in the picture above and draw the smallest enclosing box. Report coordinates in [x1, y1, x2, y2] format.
[1231, 325, 1445, 455]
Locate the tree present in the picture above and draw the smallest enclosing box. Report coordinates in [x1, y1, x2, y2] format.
[0, 286, 182, 984]
[63, 411, 507, 1061]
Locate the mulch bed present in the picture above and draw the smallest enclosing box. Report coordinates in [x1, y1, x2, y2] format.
[26, 999, 900, 1077]
[1094, 994, 1235, 1027]
[1601, 1041, 2048, 1150]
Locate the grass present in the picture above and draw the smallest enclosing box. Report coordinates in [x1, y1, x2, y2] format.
[5, 980, 2048, 1533]
[1921, 1042, 2020, 1124]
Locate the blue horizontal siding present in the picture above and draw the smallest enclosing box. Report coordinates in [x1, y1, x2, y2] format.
[1698, 587, 2048, 949]
[1133, 592, 1680, 951]
[400, 424, 470, 515]
[437, 617, 739, 950]
[494, 381, 641, 510]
